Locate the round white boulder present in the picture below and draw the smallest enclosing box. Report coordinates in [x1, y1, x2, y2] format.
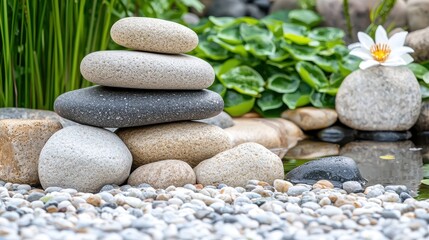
[80, 50, 215, 90]
[38, 125, 132, 193]
[336, 66, 421, 131]
[110, 17, 198, 54]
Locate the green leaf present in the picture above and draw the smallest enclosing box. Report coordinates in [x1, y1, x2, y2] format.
[282, 23, 311, 44]
[245, 37, 276, 57]
[240, 24, 273, 42]
[408, 63, 429, 79]
[281, 40, 319, 61]
[329, 72, 345, 88]
[224, 90, 255, 117]
[288, 9, 322, 27]
[262, 10, 290, 22]
[282, 82, 312, 109]
[296, 61, 329, 90]
[218, 26, 242, 45]
[212, 37, 248, 57]
[309, 27, 345, 42]
[267, 73, 300, 93]
[269, 41, 290, 61]
[197, 41, 229, 60]
[208, 16, 235, 27]
[339, 55, 360, 76]
[421, 179, 429, 186]
[208, 81, 227, 97]
[219, 66, 265, 97]
[266, 60, 296, 69]
[420, 83, 429, 99]
[257, 90, 284, 111]
[261, 18, 284, 37]
[216, 59, 242, 77]
[311, 55, 339, 72]
[310, 91, 336, 108]
[424, 72, 429, 84]
[181, 0, 205, 12]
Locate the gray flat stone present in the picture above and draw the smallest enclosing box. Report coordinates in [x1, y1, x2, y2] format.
[80, 50, 214, 90]
[54, 86, 224, 128]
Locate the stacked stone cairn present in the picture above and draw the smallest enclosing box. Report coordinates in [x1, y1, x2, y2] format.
[33, 17, 284, 193]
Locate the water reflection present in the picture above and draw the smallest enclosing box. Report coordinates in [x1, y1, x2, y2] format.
[339, 141, 423, 193]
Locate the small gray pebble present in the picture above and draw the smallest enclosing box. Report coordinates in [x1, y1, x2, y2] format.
[287, 186, 309, 196]
[381, 210, 401, 219]
[100, 185, 115, 192]
[44, 187, 62, 193]
[27, 192, 45, 202]
[343, 181, 364, 194]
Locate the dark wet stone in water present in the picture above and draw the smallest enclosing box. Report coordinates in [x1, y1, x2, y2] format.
[357, 131, 412, 142]
[54, 86, 224, 128]
[285, 156, 367, 188]
[317, 126, 356, 144]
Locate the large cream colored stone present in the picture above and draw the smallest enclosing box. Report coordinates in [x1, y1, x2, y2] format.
[194, 143, 284, 187]
[0, 119, 62, 184]
[128, 160, 196, 189]
[336, 66, 421, 131]
[116, 121, 233, 168]
[38, 125, 132, 193]
[80, 51, 214, 90]
[224, 118, 304, 149]
[110, 17, 198, 54]
[281, 107, 337, 131]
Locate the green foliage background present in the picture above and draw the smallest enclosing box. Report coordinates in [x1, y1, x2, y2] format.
[0, 0, 202, 109]
[191, 10, 360, 117]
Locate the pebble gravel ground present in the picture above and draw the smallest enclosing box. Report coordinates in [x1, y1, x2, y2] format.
[0, 180, 428, 240]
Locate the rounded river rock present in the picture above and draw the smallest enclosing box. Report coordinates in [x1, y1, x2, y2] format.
[335, 66, 421, 131]
[128, 160, 196, 189]
[116, 121, 232, 168]
[54, 86, 224, 128]
[110, 17, 198, 54]
[194, 142, 284, 187]
[80, 50, 214, 89]
[38, 125, 132, 193]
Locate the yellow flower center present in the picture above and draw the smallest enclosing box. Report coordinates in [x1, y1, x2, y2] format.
[370, 43, 391, 62]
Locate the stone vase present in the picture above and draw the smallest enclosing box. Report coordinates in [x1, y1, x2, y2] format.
[335, 66, 421, 131]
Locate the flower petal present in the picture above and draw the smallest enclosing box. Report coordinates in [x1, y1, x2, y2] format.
[359, 60, 380, 69]
[358, 32, 374, 50]
[390, 46, 414, 58]
[382, 56, 407, 66]
[375, 25, 388, 44]
[401, 54, 414, 64]
[388, 31, 408, 49]
[348, 42, 361, 50]
[349, 48, 373, 60]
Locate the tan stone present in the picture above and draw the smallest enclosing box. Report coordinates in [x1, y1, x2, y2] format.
[281, 107, 338, 131]
[0, 119, 62, 184]
[224, 118, 304, 150]
[406, 27, 429, 62]
[194, 143, 284, 187]
[116, 121, 232, 168]
[407, 0, 429, 31]
[128, 160, 196, 189]
[110, 17, 198, 54]
[273, 179, 294, 193]
[285, 140, 340, 160]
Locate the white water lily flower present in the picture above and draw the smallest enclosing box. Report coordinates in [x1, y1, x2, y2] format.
[348, 25, 414, 70]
